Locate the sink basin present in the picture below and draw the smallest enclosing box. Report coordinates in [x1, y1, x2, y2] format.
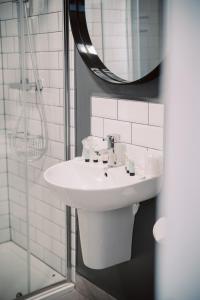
[44, 157, 159, 212]
[44, 157, 160, 269]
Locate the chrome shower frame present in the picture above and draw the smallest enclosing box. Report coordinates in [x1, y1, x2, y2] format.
[11, 0, 73, 298]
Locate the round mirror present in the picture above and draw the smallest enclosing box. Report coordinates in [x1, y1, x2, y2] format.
[69, 0, 163, 84]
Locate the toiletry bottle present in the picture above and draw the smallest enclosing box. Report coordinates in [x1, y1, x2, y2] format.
[115, 143, 126, 165]
[92, 150, 98, 163]
[125, 154, 129, 173]
[84, 148, 90, 162]
[129, 160, 135, 176]
[108, 149, 117, 166]
[82, 137, 90, 162]
[102, 150, 108, 164]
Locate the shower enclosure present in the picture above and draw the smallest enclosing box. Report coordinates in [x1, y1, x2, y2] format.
[0, 0, 72, 299]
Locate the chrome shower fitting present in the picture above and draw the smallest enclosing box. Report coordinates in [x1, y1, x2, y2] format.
[9, 78, 43, 92]
[9, 0, 48, 162]
[104, 134, 120, 150]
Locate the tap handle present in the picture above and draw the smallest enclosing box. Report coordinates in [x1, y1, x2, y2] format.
[104, 134, 120, 148]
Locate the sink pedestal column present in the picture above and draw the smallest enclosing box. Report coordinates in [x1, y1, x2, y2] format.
[78, 204, 139, 269]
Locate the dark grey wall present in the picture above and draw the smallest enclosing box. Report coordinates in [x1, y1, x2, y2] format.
[75, 49, 160, 300]
[76, 198, 156, 300]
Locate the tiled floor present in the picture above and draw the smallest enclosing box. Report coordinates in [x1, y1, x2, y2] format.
[0, 242, 65, 300]
[48, 274, 117, 300]
[51, 290, 88, 300]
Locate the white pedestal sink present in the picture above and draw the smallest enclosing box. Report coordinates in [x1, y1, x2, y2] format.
[44, 157, 160, 269]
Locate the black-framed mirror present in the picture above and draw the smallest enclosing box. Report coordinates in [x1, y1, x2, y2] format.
[69, 0, 163, 85]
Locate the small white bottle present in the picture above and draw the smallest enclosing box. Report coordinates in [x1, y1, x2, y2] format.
[129, 160, 135, 176]
[108, 149, 116, 166]
[102, 150, 109, 164]
[82, 138, 90, 162]
[125, 154, 129, 173]
[115, 143, 126, 165]
[92, 151, 98, 163]
[84, 148, 90, 162]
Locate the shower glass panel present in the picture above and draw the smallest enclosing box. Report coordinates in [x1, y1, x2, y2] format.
[0, 0, 68, 298]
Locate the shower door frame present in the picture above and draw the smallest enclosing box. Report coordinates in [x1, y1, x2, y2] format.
[13, 0, 74, 298]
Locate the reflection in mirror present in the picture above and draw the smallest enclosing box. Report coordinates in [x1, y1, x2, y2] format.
[85, 0, 162, 82]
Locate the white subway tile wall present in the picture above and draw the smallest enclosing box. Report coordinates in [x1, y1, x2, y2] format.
[91, 96, 164, 167]
[0, 0, 76, 278]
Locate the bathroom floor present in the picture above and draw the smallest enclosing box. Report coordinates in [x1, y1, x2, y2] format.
[50, 290, 87, 300]
[0, 242, 65, 300]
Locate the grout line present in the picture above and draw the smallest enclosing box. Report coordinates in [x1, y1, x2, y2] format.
[117, 99, 118, 120]
[92, 114, 151, 126]
[102, 118, 105, 137]
[131, 121, 133, 144]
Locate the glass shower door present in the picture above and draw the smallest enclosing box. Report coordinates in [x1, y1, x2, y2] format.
[18, 0, 67, 295]
[25, 0, 69, 295]
[0, 0, 30, 297]
[0, 0, 69, 298]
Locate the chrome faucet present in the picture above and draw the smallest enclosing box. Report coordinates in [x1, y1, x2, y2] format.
[104, 134, 120, 151]
[93, 134, 121, 167]
[102, 134, 121, 167]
